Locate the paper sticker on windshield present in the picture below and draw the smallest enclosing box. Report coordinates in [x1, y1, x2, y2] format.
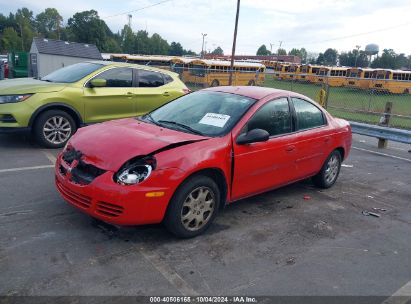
[199, 113, 230, 128]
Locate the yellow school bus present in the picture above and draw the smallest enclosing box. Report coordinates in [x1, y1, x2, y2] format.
[371, 69, 411, 94]
[316, 67, 348, 87]
[274, 62, 291, 80]
[123, 55, 175, 70]
[185, 59, 266, 87]
[297, 64, 322, 83]
[170, 57, 196, 81]
[344, 68, 375, 89]
[282, 64, 300, 80]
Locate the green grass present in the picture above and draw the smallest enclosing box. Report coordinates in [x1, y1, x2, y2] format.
[263, 78, 411, 129]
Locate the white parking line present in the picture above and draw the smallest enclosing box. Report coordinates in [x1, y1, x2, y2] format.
[0, 165, 54, 173]
[138, 247, 199, 296]
[382, 280, 411, 304]
[353, 147, 411, 163]
[41, 150, 57, 165]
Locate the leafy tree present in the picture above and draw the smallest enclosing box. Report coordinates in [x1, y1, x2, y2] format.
[169, 42, 184, 56]
[67, 10, 119, 52]
[371, 49, 408, 69]
[323, 48, 338, 65]
[15, 8, 35, 51]
[36, 8, 63, 39]
[120, 25, 135, 54]
[1, 27, 22, 51]
[288, 47, 307, 63]
[183, 49, 196, 56]
[277, 48, 287, 55]
[211, 46, 223, 55]
[339, 49, 369, 67]
[256, 44, 270, 55]
[316, 53, 325, 65]
[150, 33, 169, 55]
[135, 30, 151, 54]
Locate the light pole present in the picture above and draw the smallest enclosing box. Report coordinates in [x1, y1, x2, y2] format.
[229, 0, 240, 85]
[201, 33, 207, 58]
[354, 45, 361, 67]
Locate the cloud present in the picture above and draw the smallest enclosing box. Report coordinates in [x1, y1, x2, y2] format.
[1, 0, 411, 55]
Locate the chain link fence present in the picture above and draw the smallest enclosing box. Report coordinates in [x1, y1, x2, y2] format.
[178, 68, 411, 130]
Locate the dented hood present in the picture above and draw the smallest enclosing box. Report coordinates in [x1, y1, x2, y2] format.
[68, 118, 208, 171]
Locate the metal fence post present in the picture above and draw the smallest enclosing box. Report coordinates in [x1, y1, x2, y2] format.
[377, 101, 393, 148]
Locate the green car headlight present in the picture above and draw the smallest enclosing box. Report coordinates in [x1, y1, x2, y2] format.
[0, 94, 33, 104]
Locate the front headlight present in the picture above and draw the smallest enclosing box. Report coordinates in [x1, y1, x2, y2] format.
[0, 94, 33, 104]
[115, 156, 156, 185]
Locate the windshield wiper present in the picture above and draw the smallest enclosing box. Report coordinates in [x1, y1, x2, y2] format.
[158, 120, 204, 136]
[143, 113, 159, 125]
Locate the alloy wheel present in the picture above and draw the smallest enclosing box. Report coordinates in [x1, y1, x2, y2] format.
[43, 116, 72, 145]
[324, 154, 339, 184]
[181, 186, 215, 231]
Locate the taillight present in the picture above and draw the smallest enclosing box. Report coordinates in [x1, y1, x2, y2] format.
[182, 88, 191, 94]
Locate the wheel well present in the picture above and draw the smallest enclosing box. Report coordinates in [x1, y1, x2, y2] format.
[185, 168, 228, 209]
[30, 105, 82, 128]
[335, 147, 345, 160]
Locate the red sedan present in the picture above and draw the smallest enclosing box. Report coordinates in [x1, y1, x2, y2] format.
[55, 86, 352, 237]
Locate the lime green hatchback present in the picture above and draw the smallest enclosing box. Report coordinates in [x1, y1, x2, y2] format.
[0, 61, 189, 148]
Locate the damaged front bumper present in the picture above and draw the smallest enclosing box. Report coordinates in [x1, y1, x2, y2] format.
[55, 153, 183, 226]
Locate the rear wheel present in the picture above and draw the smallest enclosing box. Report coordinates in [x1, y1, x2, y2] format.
[164, 175, 220, 238]
[33, 110, 76, 148]
[210, 79, 219, 87]
[312, 150, 342, 188]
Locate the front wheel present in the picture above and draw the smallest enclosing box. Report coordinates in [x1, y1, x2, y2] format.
[312, 150, 342, 188]
[33, 110, 76, 148]
[164, 175, 220, 238]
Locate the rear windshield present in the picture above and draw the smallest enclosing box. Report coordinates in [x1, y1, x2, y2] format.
[42, 62, 103, 83]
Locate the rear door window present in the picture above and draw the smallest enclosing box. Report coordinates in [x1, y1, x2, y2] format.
[138, 70, 164, 87]
[292, 98, 326, 130]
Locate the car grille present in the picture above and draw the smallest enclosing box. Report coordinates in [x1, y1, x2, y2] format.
[62, 148, 106, 185]
[56, 180, 92, 209]
[96, 201, 124, 218]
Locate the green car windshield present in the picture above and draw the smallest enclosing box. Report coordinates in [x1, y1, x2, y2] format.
[147, 91, 256, 137]
[42, 62, 104, 83]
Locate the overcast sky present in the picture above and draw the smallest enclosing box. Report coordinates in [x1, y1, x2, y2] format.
[2, 0, 411, 56]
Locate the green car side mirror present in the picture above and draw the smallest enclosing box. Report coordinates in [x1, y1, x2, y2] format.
[90, 78, 107, 88]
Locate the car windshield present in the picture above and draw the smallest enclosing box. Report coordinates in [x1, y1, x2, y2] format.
[41, 62, 104, 83]
[145, 91, 256, 137]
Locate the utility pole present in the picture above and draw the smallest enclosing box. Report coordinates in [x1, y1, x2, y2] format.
[270, 43, 274, 54]
[128, 14, 132, 28]
[354, 45, 361, 67]
[201, 33, 207, 58]
[277, 40, 283, 58]
[229, 0, 240, 86]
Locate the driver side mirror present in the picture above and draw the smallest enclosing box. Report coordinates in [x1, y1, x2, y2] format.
[236, 128, 269, 145]
[90, 78, 107, 88]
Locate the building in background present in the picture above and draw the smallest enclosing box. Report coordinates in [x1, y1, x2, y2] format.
[29, 38, 102, 78]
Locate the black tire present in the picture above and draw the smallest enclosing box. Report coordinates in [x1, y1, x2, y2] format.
[210, 80, 219, 87]
[312, 150, 342, 189]
[33, 110, 76, 148]
[164, 175, 220, 238]
[248, 80, 255, 86]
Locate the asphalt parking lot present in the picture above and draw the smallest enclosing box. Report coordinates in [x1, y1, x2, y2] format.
[0, 132, 410, 300]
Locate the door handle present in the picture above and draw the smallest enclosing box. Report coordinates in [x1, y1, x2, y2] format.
[126, 92, 134, 95]
[285, 145, 295, 152]
[163, 92, 170, 96]
[324, 136, 331, 143]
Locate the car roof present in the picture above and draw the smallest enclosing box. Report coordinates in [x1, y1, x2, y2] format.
[204, 86, 292, 100]
[85, 60, 179, 77]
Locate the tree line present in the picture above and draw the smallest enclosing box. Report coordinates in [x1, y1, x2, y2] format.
[256, 44, 411, 70]
[0, 8, 199, 56]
